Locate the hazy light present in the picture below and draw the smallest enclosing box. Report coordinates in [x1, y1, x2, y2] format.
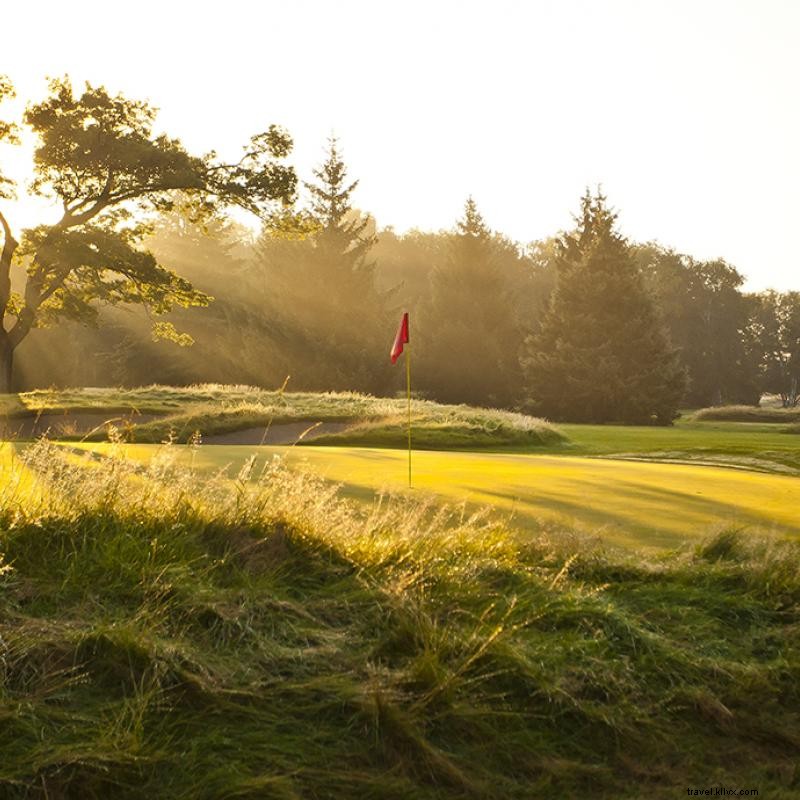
[1, 0, 798, 289]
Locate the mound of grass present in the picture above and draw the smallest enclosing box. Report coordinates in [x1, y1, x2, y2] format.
[0, 385, 566, 449]
[49, 387, 564, 449]
[309, 407, 566, 450]
[0, 441, 798, 798]
[691, 404, 800, 423]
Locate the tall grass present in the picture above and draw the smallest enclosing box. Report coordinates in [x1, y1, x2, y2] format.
[0, 385, 568, 448]
[691, 404, 800, 423]
[0, 440, 798, 797]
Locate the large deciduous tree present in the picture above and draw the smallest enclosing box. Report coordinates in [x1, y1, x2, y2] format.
[0, 77, 298, 392]
[522, 190, 686, 424]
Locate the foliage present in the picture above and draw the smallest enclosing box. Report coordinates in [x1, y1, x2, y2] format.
[372, 227, 448, 302]
[0, 76, 298, 391]
[252, 138, 393, 394]
[748, 290, 800, 407]
[638, 244, 760, 406]
[417, 197, 528, 408]
[522, 191, 686, 424]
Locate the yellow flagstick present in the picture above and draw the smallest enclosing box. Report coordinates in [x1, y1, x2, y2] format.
[406, 344, 412, 488]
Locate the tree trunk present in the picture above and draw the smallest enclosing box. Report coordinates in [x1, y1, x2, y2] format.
[0, 336, 13, 394]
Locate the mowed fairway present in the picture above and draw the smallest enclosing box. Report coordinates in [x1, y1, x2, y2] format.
[68, 443, 800, 549]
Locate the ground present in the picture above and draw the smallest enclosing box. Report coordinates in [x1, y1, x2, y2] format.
[1, 387, 799, 798]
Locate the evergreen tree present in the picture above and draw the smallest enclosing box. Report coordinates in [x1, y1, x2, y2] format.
[256, 138, 392, 393]
[522, 190, 686, 424]
[418, 197, 524, 407]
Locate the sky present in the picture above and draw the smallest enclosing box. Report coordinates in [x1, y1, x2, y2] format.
[1, 0, 798, 290]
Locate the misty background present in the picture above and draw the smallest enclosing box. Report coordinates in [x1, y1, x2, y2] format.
[12, 136, 799, 413]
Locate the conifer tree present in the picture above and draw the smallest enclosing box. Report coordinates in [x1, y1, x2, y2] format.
[256, 138, 392, 393]
[522, 190, 686, 423]
[418, 197, 523, 407]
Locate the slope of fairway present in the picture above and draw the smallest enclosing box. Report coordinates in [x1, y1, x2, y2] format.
[69, 443, 800, 549]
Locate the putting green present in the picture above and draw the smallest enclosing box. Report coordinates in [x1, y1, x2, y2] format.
[66, 443, 800, 550]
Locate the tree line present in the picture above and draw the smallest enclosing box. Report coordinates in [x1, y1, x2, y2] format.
[2, 79, 798, 422]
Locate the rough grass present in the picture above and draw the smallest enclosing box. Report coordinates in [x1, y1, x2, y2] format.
[0, 384, 275, 417]
[691, 404, 800, 423]
[126, 396, 566, 450]
[0, 385, 566, 449]
[0, 440, 798, 798]
[310, 409, 567, 450]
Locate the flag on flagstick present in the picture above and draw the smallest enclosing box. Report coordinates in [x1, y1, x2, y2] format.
[390, 311, 409, 363]
[390, 312, 412, 488]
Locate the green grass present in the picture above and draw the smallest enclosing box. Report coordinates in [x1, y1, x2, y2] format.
[67, 442, 800, 551]
[1, 440, 799, 798]
[321, 417, 800, 473]
[557, 420, 800, 474]
[305, 413, 800, 474]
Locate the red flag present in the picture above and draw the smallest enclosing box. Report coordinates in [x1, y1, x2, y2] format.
[390, 312, 409, 364]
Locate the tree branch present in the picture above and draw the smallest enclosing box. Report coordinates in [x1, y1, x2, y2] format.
[8, 265, 71, 348]
[37, 267, 71, 305]
[59, 169, 116, 227]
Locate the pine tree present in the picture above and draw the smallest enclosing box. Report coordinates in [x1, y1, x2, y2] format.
[418, 197, 523, 407]
[256, 138, 392, 393]
[521, 190, 686, 423]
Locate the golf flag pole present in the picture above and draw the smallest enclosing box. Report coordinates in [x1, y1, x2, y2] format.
[406, 341, 411, 488]
[390, 312, 411, 487]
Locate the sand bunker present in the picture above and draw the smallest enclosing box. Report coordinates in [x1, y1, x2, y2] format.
[201, 421, 352, 445]
[1, 413, 352, 445]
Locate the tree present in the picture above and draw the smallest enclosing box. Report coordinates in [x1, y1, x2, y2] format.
[417, 197, 525, 407]
[0, 77, 297, 392]
[372, 227, 447, 304]
[255, 138, 392, 393]
[749, 291, 800, 406]
[522, 190, 686, 424]
[637, 244, 760, 406]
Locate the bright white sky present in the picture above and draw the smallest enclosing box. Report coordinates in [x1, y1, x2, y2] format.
[1, 0, 798, 289]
